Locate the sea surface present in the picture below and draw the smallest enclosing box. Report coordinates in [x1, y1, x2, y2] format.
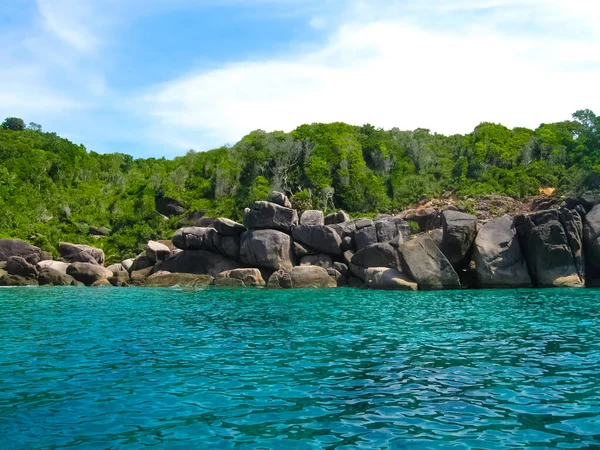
[0, 287, 599, 449]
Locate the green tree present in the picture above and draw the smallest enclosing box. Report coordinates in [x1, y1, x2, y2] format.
[2, 117, 25, 131]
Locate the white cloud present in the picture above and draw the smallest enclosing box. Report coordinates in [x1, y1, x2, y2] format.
[141, 0, 600, 151]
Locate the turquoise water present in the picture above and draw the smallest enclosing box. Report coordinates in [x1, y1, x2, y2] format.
[0, 288, 599, 449]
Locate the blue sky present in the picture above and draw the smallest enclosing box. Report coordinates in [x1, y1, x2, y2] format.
[1, 0, 599, 158]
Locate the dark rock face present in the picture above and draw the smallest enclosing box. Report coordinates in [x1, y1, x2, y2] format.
[0, 272, 38, 286]
[300, 253, 333, 269]
[292, 225, 342, 255]
[516, 210, 584, 287]
[145, 272, 214, 287]
[67, 262, 113, 286]
[324, 210, 351, 225]
[244, 201, 298, 233]
[130, 254, 154, 273]
[400, 234, 461, 290]
[146, 241, 171, 263]
[300, 210, 325, 226]
[290, 266, 337, 288]
[213, 218, 246, 236]
[269, 191, 292, 209]
[266, 270, 293, 289]
[584, 205, 600, 278]
[160, 250, 242, 276]
[374, 217, 411, 244]
[172, 227, 219, 252]
[579, 192, 600, 211]
[0, 239, 46, 264]
[439, 210, 478, 269]
[364, 267, 418, 291]
[354, 220, 377, 251]
[220, 235, 241, 260]
[59, 242, 105, 265]
[6, 256, 38, 278]
[474, 216, 531, 288]
[155, 196, 186, 216]
[39, 268, 77, 286]
[240, 230, 294, 271]
[351, 243, 401, 270]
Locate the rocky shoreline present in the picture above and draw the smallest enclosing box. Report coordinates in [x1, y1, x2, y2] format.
[1, 191, 600, 290]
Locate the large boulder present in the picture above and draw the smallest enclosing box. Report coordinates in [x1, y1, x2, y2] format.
[364, 267, 418, 291]
[374, 216, 411, 244]
[213, 218, 246, 236]
[58, 242, 105, 265]
[266, 270, 293, 289]
[38, 268, 77, 286]
[219, 235, 241, 260]
[473, 216, 531, 288]
[399, 234, 461, 290]
[215, 268, 265, 287]
[106, 263, 125, 274]
[155, 196, 186, 216]
[109, 271, 130, 287]
[160, 250, 242, 276]
[300, 253, 334, 269]
[129, 253, 154, 273]
[584, 205, 600, 274]
[240, 230, 294, 271]
[172, 227, 219, 252]
[516, 210, 584, 287]
[292, 225, 342, 255]
[300, 210, 325, 226]
[290, 266, 337, 288]
[351, 242, 401, 270]
[0, 272, 38, 286]
[325, 210, 351, 225]
[6, 256, 38, 278]
[67, 262, 113, 286]
[146, 241, 171, 263]
[37, 260, 70, 275]
[354, 219, 377, 251]
[121, 258, 135, 272]
[145, 272, 214, 287]
[439, 210, 478, 269]
[244, 201, 298, 233]
[0, 239, 47, 264]
[269, 191, 292, 208]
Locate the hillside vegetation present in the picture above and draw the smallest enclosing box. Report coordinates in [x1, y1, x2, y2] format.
[1, 111, 598, 261]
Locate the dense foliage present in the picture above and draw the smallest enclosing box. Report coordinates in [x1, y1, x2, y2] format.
[0, 110, 598, 261]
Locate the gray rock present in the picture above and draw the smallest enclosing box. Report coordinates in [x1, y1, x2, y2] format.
[341, 236, 353, 251]
[58, 242, 105, 265]
[559, 208, 585, 280]
[130, 253, 154, 272]
[155, 196, 186, 216]
[0, 239, 47, 264]
[516, 210, 584, 287]
[37, 260, 70, 275]
[6, 256, 38, 278]
[130, 267, 154, 285]
[266, 270, 293, 289]
[324, 210, 351, 225]
[89, 226, 111, 236]
[584, 205, 600, 273]
[399, 208, 440, 232]
[354, 221, 377, 250]
[240, 230, 294, 271]
[334, 262, 349, 279]
[291, 266, 337, 288]
[364, 267, 418, 291]
[38, 268, 77, 286]
[146, 240, 171, 263]
[213, 277, 246, 287]
[293, 242, 312, 258]
[213, 218, 246, 236]
[439, 210, 478, 269]
[375, 217, 411, 243]
[473, 216, 531, 288]
[109, 271, 129, 287]
[172, 227, 219, 252]
[106, 263, 125, 275]
[215, 268, 265, 287]
[244, 201, 298, 233]
[351, 242, 401, 270]
[300, 253, 333, 269]
[269, 191, 292, 208]
[400, 234, 461, 290]
[160, 250, 242, 276]
[91, 279, 112, 287]
[300, 210, 325, 226]
[67, 262, 113, 286]
[121, 258, 135, 272]
[220, 235, 241, 260]
[292, 225, 342, 255]
[0, 272, 38, 286]
[579, 191, 600, 211]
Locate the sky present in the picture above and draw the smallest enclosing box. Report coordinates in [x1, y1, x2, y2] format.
[0, 0, 599, 158]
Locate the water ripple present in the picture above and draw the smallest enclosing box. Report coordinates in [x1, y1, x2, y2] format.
[0, 287, 599, 449]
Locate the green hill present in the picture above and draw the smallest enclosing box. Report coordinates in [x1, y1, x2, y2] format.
[1, 111, 598, 262]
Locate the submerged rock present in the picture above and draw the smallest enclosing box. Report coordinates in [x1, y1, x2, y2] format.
[145, 272, 214, 287]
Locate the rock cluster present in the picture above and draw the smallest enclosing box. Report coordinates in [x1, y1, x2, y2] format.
[2, 191, 599, 290]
